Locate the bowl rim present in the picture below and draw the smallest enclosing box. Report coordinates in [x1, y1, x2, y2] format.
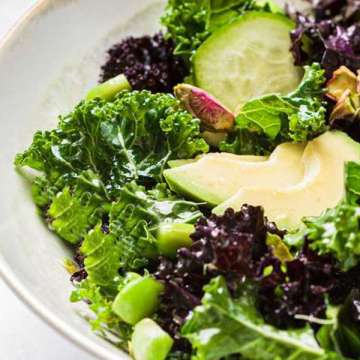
[0, 1, 127, 359]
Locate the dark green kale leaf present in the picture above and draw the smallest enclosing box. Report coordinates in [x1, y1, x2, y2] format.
[73, 181, 201, 284]
[48, 185, 104, 245]
[305, 203, 360, 271]
[109, 182, 201, 271]
[220, 64, 327, 155]
[32, 170, 107, 244]
[80, 225, 121, 292]
[161, 0, 276, 61]
[218, 128, 273, 155]
[15, 91, 208, 199]
[182, 277, 326, 360]
[15, 91, 208, 245]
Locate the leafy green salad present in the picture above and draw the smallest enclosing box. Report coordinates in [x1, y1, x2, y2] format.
[15, 0, 360, 359]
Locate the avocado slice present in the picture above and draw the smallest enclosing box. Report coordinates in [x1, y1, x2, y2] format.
[164, 143, 305, 207]
[168, 159, 197, 168]
[214, 131, 360, 230]
[167, 154, 267, 169]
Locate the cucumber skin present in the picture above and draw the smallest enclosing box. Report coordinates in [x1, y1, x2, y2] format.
[193, 11, 300, 110]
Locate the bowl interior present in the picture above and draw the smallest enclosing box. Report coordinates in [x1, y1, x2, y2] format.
[0, 0, 307, 359]
[0, 1, 165, 359]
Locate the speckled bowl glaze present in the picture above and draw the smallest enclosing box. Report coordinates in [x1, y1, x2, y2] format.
[0, 0, 307, 359]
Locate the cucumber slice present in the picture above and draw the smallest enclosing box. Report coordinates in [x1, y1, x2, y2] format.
[194, 12, 302, 111]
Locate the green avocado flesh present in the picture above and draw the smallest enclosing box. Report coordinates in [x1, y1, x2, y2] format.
[168, 154, 267, 168]
[164, 143, 305, 206]
[194, 12, 303, 111]
[214, 131, 360, 230]
[131, 319, 174, 360]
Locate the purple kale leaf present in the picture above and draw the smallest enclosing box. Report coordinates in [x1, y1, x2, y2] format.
[155, 206, 274, 349]
[257, 241, 341, 329]
[100, 33, 188, 93]
[290, 1, 360, 77]
[311, 0, 360, 24]
[155, 205, 360, 348]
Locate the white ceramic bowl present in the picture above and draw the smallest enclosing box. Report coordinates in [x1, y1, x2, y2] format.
[0, 0, 306, 359]
[0, 1, 165, 359]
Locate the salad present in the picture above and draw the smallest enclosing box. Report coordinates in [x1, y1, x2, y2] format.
[14, 0, 360, 359]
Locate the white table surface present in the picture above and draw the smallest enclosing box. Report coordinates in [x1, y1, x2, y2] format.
[0, 1, 95, 359]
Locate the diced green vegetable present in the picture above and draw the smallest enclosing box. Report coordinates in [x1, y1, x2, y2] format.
[131, 319, 174, 360]
[157, 223, 194, 257]
[86, 74, 131, 101]
[112, 276, 164, 325]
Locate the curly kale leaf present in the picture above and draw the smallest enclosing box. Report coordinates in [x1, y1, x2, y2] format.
[15, 91, 207, 246]
[15, 91, 208, 198]
[70, 279, 131, 349]
[161, 0, 275, 61]
[305, 203, 360, 271]
[220, 64, 327, 155]
[286, 162, 360, 271]
[306, 161, 360, 270]
[80, 225, 121, 291]
[73, 181, 201, 291]
[73, 181, 201, 284]
[109, 182, 202, 270]
[31, 170, 107, 244]
[48, 185, 105, 245]
[182, 277, 326, 360]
